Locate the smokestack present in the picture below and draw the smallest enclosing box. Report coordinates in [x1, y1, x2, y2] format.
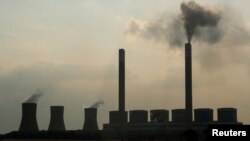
[48, 106, 66, 131]
[83, 108, 98, 131]
[119, 49, 125, 112]
[119, 49, 126, 130]
[185, 43, 193, 125]
[19, 103, 39, 132]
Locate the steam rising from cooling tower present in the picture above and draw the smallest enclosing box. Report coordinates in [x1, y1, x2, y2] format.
[25, 89, 45, 103]
[89, 100, 104, 108]
[180, 1, 222, 43]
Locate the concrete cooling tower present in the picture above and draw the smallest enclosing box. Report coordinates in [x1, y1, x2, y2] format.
[48, 106, 66, 131]
[19, 103, 39, 132]
[83, 108, 99, 131]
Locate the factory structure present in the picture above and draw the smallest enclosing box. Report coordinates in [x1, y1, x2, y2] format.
[1, 43, 242, 141]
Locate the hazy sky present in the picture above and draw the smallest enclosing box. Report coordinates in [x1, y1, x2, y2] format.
[0, 0, 250, 134]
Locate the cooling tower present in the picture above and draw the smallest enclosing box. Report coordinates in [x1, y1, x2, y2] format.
[217, 108, 237, 123]
[129, 110, 148, 123]
[48, 106, 66, 131]
[83, 108, 98, 131]
[172, 109, 186, 123]
[185, 43, 193, 124]
[109, 111, 128, 124]
[194, 108, 213, 123]
[19, 103, 39, 132]
[150, 109, 169, 123]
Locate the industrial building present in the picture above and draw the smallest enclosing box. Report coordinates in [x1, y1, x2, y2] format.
[0, 45, 243, 141]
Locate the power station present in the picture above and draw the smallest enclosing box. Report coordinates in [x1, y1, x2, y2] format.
[1, 45, 243, 141]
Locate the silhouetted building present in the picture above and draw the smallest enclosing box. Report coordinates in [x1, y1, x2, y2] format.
[217, 108, 237, 123]
[172, 109, 186, 123]
[83, 108, 99, 131]
[109, 111, 128, 124]
[129, 110, 148, 123]
[150, 109, 169, 123]
[194, 108, 213, 123]
[48, 106, 66, 131]
[19, 103, 39, 132]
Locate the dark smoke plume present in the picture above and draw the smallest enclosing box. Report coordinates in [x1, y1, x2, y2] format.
[180, 1, 222, 43]
[125, 1, 223, 46]
[25, 89, 45, 103]
[89, 100, 104, 108]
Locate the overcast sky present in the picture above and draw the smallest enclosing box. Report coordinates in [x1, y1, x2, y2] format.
[0, 0, 250, 134]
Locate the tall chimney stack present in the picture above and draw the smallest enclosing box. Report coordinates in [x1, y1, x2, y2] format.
[119, 49, 126, 129]
[185, 43, 193, 125]
[119, 49, 125, 113]
[48, 106, 66, 131]
[19, 103, 39, 132]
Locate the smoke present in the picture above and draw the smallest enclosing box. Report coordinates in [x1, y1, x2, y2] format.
[24, 88, 45, 103]
[125, 1, 223, 46]
[89, 100, 104, 108]
[125, 17, 186, 47]
[180, 1, 222, 43]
